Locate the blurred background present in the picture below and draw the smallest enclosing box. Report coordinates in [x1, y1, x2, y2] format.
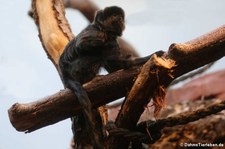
[1, 0, 225, 148]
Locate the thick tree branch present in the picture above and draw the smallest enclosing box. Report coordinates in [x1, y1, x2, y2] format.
[32, 1, 108, 147]
[32, 0, 73, 72]
[9, 67, 140, 132]
[169, 62, 214, 86]
[64, 0, 98, 22]
[106, 99, 225, 144]
[112, 25, 225, 148]
[149, 99, 225, 149]
[8, 24, 225, 133]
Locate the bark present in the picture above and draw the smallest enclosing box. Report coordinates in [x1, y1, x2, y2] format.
[112, 24, 225, 148]
[64, 0, 98, 22]
[113, 54, 175, 148]
[8, 24, 225, 133]
[10, 0, 73, 132]
[151, 118, 225, 149]
[8, 67, 139, 132]
[105, 99, 225, 146]
[32, 0, 73, 73]
[169, 62, 214, 86]
[149, 99, 225, 149]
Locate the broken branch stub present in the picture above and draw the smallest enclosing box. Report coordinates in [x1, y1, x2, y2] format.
[111, 25, 225, 148]
[114, 26, 225, 134]
[112, 54, 175, 148]
[116, 54, 176, 128]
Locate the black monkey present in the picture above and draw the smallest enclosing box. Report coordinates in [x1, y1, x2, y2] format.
[59, 6, 164, 148]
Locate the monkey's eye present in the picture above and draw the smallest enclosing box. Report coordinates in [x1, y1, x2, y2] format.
[118, 16, 124, 22]
[112, 14, 124, 20]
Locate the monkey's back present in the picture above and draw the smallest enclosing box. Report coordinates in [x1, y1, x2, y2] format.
[59, 24, 108, 83]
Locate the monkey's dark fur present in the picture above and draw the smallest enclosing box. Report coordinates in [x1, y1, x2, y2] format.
[59, 6, 163, 148]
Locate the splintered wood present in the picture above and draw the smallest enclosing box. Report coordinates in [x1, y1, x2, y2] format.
[152, 55, 176, 117]
[116, 54, 176, 127]
[113, 54, 176, 148]
[124, 54, 175, 117]
[153, 54, 176, 69]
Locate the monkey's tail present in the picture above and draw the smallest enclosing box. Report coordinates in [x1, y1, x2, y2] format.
[67, 79, 103, 149]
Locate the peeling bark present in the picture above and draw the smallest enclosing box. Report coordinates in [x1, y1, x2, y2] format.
[32, 0, 73, 71]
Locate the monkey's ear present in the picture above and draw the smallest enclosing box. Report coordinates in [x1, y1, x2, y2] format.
[94, 10, 104, 24]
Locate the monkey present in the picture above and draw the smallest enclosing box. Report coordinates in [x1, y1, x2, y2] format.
[59, 6, 164, 148]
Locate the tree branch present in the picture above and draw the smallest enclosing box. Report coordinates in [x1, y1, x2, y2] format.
[8, 24, 225, 133]
[112, 25, 225, 148]
[112, 54, 175, 148]
[169, 62, 214, 86]
[64, 0, 98, 22]
[105, 99, 225, 144]
[8, 67, 140, 132]
[32, 0, 73, 72]
[32, 0, 109, 147]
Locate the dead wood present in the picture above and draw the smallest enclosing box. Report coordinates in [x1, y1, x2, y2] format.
[112, 54, 175, 148]
[105, 99, 225, 145]
[149, 99, 225, 149]
[110, 24, 225, 148]
[32, 0, 73, 73]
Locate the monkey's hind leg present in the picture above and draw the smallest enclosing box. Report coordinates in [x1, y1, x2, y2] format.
[67, 80, 103, 149]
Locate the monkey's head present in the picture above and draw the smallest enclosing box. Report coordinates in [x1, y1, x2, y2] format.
[94, 6, 125, 36]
